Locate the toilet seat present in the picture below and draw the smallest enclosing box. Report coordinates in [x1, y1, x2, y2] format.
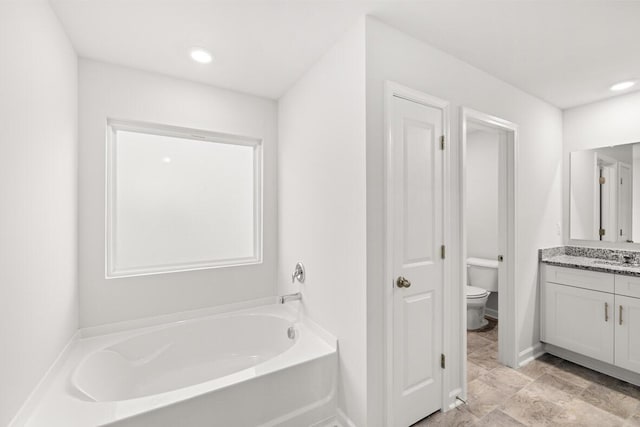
[466, 285, 489, 299]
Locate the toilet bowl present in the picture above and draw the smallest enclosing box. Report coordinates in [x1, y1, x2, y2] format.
[466, 257, 499, 330]
[467, 286, 490, 330]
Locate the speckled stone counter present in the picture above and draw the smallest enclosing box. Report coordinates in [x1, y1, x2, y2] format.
[539, 246, 640, 277]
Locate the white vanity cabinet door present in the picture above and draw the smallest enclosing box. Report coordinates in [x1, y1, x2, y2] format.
[543, 282, 614, 364]
[615, 295, 640, 374]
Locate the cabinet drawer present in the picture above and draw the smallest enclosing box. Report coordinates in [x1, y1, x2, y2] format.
[542, 264, 614, 293]
[615, 275, 640, 299]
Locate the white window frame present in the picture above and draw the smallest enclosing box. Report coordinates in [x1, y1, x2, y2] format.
[105, 119, 263, 278]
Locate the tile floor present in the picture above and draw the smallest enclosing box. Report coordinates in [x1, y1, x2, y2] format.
[413, 318, 640, 426]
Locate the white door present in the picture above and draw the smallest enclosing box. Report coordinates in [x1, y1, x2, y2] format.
[615, 295, 640, 374]
[543, 282, 614, 363]
[569, 151, 598, 240]
[390, 94, 444, 426]
[618, 162, 632, 242]
[600, 164, 617, 242]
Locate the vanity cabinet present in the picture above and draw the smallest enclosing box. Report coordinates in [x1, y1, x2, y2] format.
[542, 278, 614, 363]
[615, 293, 640, 373]
[541, 264, 640, 374]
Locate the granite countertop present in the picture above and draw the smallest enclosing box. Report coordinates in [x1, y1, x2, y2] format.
[540, 246, 640, 277]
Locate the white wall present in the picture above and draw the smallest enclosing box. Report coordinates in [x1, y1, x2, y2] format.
[365, 17, 563, 424]
[564, 91, 640, 248]
[78, 60, 278, 327]
[467, 129, 500, 314]
[634, 145, 640, 241]
[592, 144, 634, 163]
[0, 0, 78, 424]
[277, 19, 367, 426]
[466, 129, 500, 260]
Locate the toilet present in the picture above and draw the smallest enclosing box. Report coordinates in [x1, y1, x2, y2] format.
[466, 257, 499, 330]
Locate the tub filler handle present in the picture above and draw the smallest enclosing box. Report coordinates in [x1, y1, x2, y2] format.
[291, 262, 305, 283]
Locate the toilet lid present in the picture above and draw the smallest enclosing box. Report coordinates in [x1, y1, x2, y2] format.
[467, 286, 489, 298]
[467, 257, 499, 269]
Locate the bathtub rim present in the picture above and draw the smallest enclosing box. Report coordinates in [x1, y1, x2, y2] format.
[13, 297, 337, 427]
[70, 311, 301, 403]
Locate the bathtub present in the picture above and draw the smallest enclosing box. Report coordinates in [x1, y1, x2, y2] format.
[23, 303, 337, 427]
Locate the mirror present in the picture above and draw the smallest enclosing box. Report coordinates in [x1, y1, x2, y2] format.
[570, 142, 638, 243]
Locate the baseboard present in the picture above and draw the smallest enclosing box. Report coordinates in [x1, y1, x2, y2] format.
[9, 330, 80, 426]
[336, 408, 356, 427]
[484, 308, 498, 320]
[518, 342, 545, 367]
[545, 343, 640, 387]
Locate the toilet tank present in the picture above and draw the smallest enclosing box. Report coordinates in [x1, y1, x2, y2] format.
[467, 257, 499, 292]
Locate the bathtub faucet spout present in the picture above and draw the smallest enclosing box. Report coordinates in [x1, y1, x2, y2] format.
[279, 292, 302, 304]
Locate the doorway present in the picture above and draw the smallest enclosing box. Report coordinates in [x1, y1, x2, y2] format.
[461, 108, 518, 400]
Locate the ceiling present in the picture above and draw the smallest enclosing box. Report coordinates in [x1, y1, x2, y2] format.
[50, 0, 640, 109]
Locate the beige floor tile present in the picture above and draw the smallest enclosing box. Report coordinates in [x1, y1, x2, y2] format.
[416, 323, 640, 426]
[468, 344, 500, 371]
[500, 387, 564, 426]
[467, 333, 493, 354]
[517, 356, 563, 380]
[608, 379, 640, 401]
[467, 361, 488, 383]
[474, 320, 498, 342]
[466, 378, 511, 419]
[481, 366, 533, 396]
[412, 406, 478, 426]
[523, 373, 585, 408]
[555, 360, 619, 387]
[580, 382, 640, 419]
[474, 409, 525, 427]
[544, 361, 600, 389]
[625, 413, 640, 426]
[551, 397, 626, 426]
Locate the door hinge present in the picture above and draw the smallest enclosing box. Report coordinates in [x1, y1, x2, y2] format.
[441, 245, 445, 259]
[599, 176, 606, 185]
[599, 228, 606, 237]
[440, 135, 445, 150]
[441, 354, 445, 369]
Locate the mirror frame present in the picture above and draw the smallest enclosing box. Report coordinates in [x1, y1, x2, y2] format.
[567, 141, 638, 249]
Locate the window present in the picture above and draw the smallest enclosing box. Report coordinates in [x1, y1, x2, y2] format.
[106, 120, 262, 278]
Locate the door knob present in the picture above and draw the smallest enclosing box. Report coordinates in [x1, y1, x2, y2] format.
[396, 276, 411, 288]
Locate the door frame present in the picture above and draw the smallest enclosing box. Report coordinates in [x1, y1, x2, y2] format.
[617, 162, 632, 242]
[460, 107, 519, 394]
[383, 81, 450, 426]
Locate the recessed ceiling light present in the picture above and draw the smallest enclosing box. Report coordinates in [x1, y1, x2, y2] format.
[610, 80, 636, 92]
[190, 47, 213, 64]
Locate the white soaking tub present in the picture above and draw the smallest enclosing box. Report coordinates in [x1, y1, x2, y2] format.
[23, 304, 337, 427]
